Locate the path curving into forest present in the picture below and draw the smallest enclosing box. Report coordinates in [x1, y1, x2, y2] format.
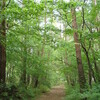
[36, 85, 65, 100]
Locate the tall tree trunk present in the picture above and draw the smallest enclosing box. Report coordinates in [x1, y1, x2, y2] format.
[0, 0, 6, 84]
[71, 7, 86, 93]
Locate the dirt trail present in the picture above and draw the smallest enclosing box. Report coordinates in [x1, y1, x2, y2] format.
[36, 85, 65, 100]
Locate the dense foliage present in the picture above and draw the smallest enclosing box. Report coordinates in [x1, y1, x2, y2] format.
[0, 0, 100, 100]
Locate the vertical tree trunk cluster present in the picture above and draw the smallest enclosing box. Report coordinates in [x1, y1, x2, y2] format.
[81, 0, 100, 87]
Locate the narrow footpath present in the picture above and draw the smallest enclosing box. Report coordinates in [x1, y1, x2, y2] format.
[36, 85, 65, 100]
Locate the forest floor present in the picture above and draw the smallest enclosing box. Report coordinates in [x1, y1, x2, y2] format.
[36, 85, 65, 100]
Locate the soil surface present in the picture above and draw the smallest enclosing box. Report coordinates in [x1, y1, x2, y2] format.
[36, 85, 65, 100]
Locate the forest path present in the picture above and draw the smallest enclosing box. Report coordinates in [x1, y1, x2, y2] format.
[36, 85, 65, 100]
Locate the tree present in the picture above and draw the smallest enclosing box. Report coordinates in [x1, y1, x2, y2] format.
[71, 7, 86, 93]
[0, 0, 6, 85]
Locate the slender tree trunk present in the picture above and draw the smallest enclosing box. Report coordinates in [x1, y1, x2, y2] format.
[86, 51, 96, 85]
[91, 48, 100, 82]
[32, 75, 39, 88]
[20, 36, 27, 85]
[92, 0, 100, 83]
[34, 77, 39, 88]
[71, 7, 86, 93]
[27, 75, 30, 85]
[85, 52, 92, 87]
[91, 68, 96, 83]
[0, 0, 6, 84]
[66, 76, 70, 85]
[93, 0, 97, 5]
[41, 0, 47, 57]
[23, 36, 27, 84]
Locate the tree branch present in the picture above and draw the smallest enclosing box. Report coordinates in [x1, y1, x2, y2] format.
[88, 40, 91, 51]
[81, 42, 88, 54]
[6, 0, 11, 7]
[56, 10, 72, 28]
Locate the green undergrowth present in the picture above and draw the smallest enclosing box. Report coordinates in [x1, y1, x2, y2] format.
[65, 84, 100, 100]
[0, 84, 50, 100]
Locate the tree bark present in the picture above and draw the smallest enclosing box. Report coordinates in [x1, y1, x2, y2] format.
[0, 0, 6, 84]
[71, 7, 86, 93]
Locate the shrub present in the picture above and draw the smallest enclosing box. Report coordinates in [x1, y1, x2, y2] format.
[65, 84, 100, 100]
